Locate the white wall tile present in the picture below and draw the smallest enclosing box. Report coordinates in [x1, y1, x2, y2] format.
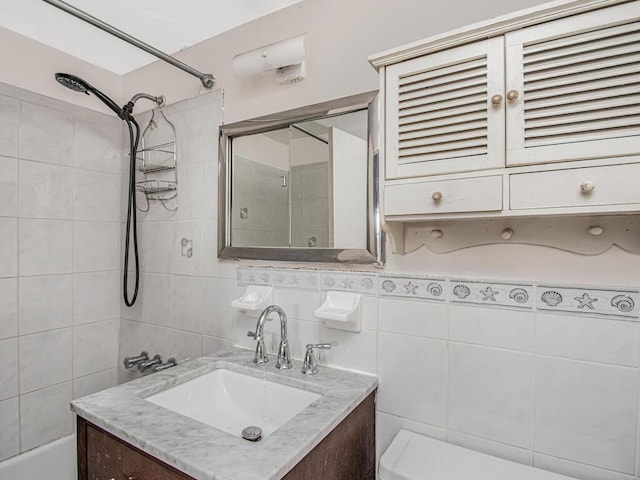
[449, 343, 533, 448]
[20, 382, 73, 451]
[319, 325, 376, 374]
[170, 330, 202, 361]
[447, 430, 533, 466]
[0, 95, 19, 158]
[73, 119, 122, 174]
[379, 297, 447, 339]
[279, 318, 320, 362]
[19, 328, 72, 393]
[171, 221, 202, 276]
[20, 102, 73, 165]
[143, 221, 172, 273]
[0, 278, 17, 339]
[73, 319, 119, 377]
[537, 313, 640, 367]
[19, 219, 72, 275]
[73, 368, 118, 399]
[0, 218, 17, 277]
[203, 162, 218, 220]
[73, 221, 118, 272]
[377, 332, 446, 426]
[19, 161, 73, 219]
[534, 453, 636, 480]
[142, 273, 171, 326]
[376, 411, 446, 462]
[171, 275, 202, 333]
[202, 220, 237, 278]
[534, 357, 637, 474]
[0, 338, 18, 400]
[0, 397, 20, 461]
[0, 156, 18, 217]
[19, 275, 72, 334]
[73, 169, 120, 221]
[449, 305, 534, 352]
[202, 336, 234, 356]
[73, 271, 119, 325]
[176, 164, 204, 220]
[273, 287, 321, 322]
[202, 277, 239, 339]
[119, 320, 172, 361]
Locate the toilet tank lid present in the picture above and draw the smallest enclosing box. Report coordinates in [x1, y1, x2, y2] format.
[379, 430, 577, 480]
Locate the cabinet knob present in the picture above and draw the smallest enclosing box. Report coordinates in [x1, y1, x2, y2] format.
[431, 191, 444, 202]
[506, 90, 519, 102]
[580, 181, 595, 193]
[491, 94, 503, 107]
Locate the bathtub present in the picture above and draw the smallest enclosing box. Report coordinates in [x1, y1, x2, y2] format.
[0, 434, 76, 480]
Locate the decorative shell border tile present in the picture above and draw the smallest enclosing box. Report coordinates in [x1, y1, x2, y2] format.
[378, 274, 446, 301]
[237, 267, 272, 286]
[320, 271, 377, 294]
[450, 280, 534, 309]
[272, 269, 320, 291]
[538, 285, 639, 319]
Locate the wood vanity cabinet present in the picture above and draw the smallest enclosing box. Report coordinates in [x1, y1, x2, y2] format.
[76, 392, 375, 480]
[371, 0, 640, 249]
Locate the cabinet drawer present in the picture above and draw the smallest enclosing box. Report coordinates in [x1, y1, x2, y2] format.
[385, 175, 503, 216]
[510, 163, 640, 210]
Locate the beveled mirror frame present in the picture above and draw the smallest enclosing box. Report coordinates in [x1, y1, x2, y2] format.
[218, 91, 384, 265]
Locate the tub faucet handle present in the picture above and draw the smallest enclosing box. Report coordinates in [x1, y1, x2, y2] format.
[302, 343, 331, 375]
[123, 351, 148, 370]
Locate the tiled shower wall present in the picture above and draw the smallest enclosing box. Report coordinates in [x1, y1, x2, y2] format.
[234, 267, 640, 480]
[0, 83, 121, 461]
[119, 90, 239, 381]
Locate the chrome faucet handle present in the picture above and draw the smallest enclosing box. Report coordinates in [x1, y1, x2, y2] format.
[123, 351, 149, 370]
[152, 357, 177, 373]
[301, 344, 331, 375]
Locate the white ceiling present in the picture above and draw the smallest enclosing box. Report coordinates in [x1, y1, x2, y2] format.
[0, 0, 301, 75]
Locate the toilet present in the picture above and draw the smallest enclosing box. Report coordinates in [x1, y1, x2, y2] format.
[379, 430, 576, 480]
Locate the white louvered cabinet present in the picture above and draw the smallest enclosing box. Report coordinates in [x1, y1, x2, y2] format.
[505, 1, 640, 166]
[371, 0, 640, 233]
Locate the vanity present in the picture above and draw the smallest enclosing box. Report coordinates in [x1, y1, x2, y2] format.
[72, 348, 377, 480]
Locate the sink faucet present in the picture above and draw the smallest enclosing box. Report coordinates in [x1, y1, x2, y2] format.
[247, 305, 292, 369]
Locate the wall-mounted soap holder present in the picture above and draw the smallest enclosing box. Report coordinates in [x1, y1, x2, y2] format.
[314, 291, 362, 332]
[230, 285, 274, 317]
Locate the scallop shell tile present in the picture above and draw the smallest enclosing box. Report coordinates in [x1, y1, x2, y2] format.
[537, 285, 639, 319]
[378, 275, 446, 301]
[450, 280, 534, 309]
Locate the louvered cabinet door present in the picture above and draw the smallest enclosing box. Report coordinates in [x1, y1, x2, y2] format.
[385, 37, 505, 179]
[505, 1, 640, 166]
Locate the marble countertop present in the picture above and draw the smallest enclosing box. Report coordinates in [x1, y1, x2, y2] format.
[71, 348, 378, 480]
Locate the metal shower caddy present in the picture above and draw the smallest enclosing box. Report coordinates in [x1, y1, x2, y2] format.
[136, 109, 178, 212]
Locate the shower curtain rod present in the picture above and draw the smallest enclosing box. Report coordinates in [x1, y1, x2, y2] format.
[42, 0, 216, 89]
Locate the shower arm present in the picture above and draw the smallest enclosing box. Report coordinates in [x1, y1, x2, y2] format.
[41, 0, 216, 90]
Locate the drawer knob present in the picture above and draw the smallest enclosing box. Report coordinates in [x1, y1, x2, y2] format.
[506, 90, 519, 102]
[431, 191, 443, 202]
[580, 181, 595, 193]
[491, 94, 503, 107]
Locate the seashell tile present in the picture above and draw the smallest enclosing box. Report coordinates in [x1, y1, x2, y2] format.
[272, 269, 319, 291]
[320, 271, 377, 294]
[237, 267, 272, 286]
[450, 280, 534, 309]
[537, 285, 640, 319]
[378, 275, 446, 301]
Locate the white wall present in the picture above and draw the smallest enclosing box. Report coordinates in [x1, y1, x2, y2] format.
[0, 82, 121, 461]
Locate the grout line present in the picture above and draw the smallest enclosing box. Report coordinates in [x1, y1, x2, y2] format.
[530, 284, 538, 465]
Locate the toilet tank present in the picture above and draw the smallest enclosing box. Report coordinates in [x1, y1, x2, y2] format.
[379, 430, 576, 480]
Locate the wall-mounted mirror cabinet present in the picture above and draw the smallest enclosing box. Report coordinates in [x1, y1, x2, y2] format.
[218, 91, 384, 264]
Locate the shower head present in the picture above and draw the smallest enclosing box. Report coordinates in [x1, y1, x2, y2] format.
[54, 72, 127, 120]
[55, 73, 89, 94]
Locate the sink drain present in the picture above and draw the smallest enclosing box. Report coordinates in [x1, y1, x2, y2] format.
[242, 426, 262, 442]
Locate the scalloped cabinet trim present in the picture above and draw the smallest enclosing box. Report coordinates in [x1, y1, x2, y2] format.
[370, 0, 640, 254]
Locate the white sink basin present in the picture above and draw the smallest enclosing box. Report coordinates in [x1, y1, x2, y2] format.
[145, 368, 321, 439]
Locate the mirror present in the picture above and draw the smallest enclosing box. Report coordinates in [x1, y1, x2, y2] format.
[218, 91, 384, 264]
